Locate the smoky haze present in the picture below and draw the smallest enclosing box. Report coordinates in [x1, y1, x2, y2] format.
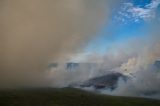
[1, 0, 160, 100]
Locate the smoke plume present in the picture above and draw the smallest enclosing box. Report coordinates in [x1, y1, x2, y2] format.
[0, 0, 116, 87]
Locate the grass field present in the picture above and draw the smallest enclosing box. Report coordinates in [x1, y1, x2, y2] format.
[0, 88, 159, 106]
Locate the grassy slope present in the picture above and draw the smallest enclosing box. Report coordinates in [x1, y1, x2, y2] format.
[0, 88, 159, 106]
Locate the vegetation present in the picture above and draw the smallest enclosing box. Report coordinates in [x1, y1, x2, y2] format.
[0, 88, 159, 106]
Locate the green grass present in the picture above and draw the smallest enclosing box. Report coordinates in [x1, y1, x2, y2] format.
[0, 88, 159, 106]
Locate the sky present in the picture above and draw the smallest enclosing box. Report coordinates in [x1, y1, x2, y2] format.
[72, 0, 160, 61]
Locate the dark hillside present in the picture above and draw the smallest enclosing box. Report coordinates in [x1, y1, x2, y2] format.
[0, 88, 160, 106]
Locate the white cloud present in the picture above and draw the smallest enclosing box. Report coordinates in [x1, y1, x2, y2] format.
[128, 7, 154, 20]
[116, 0, 160, 23]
